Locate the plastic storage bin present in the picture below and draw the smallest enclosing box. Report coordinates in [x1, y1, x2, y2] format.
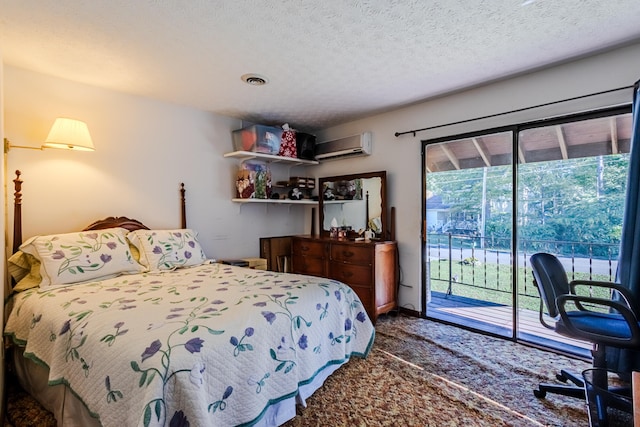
[232, 125, 282, 154]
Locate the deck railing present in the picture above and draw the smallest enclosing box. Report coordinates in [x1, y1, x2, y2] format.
[426, 233, 619, 305]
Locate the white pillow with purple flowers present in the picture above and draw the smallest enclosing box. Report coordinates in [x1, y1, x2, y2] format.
[127, 229, 207, 272]
[19, 227, 144, 288]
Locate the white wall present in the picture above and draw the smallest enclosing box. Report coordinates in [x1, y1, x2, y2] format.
[314, 41, 640, 314]
[3, 66, 308, 261]
[4, 42, 640, 316]
[0, 48, 6, 421]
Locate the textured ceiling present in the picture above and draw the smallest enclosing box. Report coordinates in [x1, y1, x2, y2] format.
[1, 0, 640, 132]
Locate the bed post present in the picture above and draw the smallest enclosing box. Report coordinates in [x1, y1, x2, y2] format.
[12, 170, 23, 254]
[180, 183, 186, 229]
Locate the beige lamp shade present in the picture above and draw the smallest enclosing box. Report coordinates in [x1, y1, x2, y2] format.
[43, 118, 95, 151]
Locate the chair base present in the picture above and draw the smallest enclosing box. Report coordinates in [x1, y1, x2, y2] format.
[559, 369, 585, 387]
[534, 344, 606, 400]
[534, 369, 585, 399]
[534, 383, 586, 399]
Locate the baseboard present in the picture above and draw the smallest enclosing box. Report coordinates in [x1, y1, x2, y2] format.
[398, 307, 421, 318]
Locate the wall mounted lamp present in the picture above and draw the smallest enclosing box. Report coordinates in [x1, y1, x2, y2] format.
[4, 117, 95, 153]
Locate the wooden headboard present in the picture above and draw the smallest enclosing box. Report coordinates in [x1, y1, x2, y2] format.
[11, 170, 187, 253]
[83, 217, 150, 232]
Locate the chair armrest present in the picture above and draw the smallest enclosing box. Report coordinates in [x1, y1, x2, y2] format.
[557, 294, 640, 348]
[569, 280, 638, 313]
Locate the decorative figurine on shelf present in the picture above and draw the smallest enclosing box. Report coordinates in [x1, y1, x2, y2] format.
[236, 169, 253, 199]
[323, 187, 335, 200]
[288, 188, 303, 200]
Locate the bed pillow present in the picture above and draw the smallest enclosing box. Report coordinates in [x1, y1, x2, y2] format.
[127, 229, 207, 271]
[7, 250, 43, 292]
[19, 227, 144, 288]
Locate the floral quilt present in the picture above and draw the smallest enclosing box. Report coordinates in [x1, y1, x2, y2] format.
[4, 263, 375, 427]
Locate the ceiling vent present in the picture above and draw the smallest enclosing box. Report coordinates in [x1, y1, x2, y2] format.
[315, 132, 372, 161]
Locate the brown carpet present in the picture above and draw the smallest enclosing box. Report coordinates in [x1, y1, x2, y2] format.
[4, 314, 633, 426]
[284, 314, 631, 427]
[4, 380, 56, 427]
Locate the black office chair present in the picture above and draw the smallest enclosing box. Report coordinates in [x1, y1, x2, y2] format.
[529, 252, 640, 402]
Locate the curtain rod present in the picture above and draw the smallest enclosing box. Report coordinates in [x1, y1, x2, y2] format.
[394, 85, 634, 138]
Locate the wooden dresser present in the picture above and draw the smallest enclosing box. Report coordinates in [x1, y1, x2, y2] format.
[291, 235, 397, 323]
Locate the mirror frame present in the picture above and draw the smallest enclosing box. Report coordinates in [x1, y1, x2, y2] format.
[318, 171, 387, 239]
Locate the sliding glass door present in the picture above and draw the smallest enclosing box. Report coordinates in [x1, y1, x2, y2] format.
[424, 129, 514, 338]
[515, 111, 631, 353]
[424, 106, 632, 353]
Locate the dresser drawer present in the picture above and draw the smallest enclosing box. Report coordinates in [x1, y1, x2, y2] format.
[286, 236, 397, 324]
[329, 262, 373, 287]
[292, 255, 325, 277]
[330, 244, 372, 265]
[292, 239, 326, 258]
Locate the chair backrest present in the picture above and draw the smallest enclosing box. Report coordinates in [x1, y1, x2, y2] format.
[530, 252, 570, 318]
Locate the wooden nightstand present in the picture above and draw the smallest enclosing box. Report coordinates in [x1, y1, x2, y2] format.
[218, 258, 267, 270]
[219, 259, 250, 267]
[242, 258, 268, 270]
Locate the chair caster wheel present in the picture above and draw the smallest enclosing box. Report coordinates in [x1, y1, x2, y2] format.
[533, 389, 546, 398]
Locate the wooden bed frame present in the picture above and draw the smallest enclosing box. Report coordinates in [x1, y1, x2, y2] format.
[11, 170, 187, 253]
[6, 170, 190, 427]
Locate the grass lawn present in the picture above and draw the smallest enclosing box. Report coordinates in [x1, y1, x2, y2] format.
[429, 259, 615, 312]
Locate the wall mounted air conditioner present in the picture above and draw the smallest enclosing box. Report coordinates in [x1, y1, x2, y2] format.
[315, 132, 372, 161]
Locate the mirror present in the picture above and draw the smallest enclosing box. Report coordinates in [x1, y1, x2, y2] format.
[318, 171, 387, 239]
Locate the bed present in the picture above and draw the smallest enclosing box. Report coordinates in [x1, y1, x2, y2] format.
[4, 171, 375, 427]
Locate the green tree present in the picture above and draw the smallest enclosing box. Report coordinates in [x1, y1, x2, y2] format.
[426, 153, 629, 257]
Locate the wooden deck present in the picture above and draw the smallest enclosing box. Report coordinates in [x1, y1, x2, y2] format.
[427, 291, 591, 358]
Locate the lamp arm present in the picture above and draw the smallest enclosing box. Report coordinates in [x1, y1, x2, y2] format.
[4, 138, 44, 153]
